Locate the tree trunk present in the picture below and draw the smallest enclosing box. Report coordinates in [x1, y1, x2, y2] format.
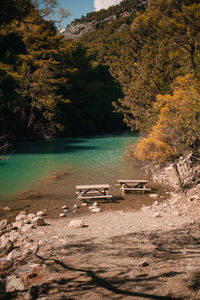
[173, 161, 184, 194]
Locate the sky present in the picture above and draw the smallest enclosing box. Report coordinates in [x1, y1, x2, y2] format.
[59, 0, 122, 28]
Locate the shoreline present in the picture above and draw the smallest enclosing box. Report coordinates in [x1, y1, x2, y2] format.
[0, 186, 200, 299]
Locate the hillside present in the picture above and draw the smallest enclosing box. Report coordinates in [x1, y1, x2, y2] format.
[64, 0, 148, 39]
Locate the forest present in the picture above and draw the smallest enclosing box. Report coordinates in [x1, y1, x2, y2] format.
[1, 0, 200, 172]
[0, 0, 125, 144]
[81, 0, 200, 178]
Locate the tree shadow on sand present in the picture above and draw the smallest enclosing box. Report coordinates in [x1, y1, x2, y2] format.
[11, 222, 200, 299]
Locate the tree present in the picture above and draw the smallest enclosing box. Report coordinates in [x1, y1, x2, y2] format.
[134, 74, 200, 192]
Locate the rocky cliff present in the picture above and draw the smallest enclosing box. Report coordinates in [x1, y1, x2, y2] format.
[64, 0, 148, 40]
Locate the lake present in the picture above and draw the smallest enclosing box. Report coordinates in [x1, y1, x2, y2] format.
[0, 133, 165, 219]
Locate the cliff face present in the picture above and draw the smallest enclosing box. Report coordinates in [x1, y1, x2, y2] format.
[64, 13, 128, 40]
[64, 0, 148, 40]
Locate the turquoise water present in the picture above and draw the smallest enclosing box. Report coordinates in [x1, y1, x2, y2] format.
[0, 133, 139, 201]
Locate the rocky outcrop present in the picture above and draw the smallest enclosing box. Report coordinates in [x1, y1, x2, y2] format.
[64, 12, 129, 40]
[150, 153, 200, 191]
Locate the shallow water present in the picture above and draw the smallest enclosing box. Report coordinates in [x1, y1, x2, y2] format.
[0, 133, 139, 200]
[0, 133, 168, 220]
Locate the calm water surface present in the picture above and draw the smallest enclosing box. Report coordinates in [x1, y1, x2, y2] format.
[0, 133, 141, 201]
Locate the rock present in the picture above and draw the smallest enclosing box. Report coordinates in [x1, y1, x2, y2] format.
[6, 250, 21, 261]
[88, 206, 95, 210]
[0, 220, 8, 232]
[62, 205, 68, 209]
[153, 212, 161, 218]
[6, 275, 25, 292]
[25, 214, 36, 224]
[12, 221, 23, 230]
[81, 202, 87, 206]
[3, 207, 10, 211]
[73, 204, 78, 209]
[68, 219, 84, 228]
[153, 201, 159, 206]
[63, 209, 68, 213]
[24, 192, 40, 198]
[138, 260, 149, 267]
[0, 237, 13, 253]
[90, 208, 102, 213]
[32, 217, 46, 226]
[0, 258, 13, 271]
[149, 194, 159, 198]
[92, 202, 98, 206]
[16, 213, 26, 222]
[189, 195, 199, 201]
[141, 206, 151, 212]
[36, 211, 45, 217]
[59, 213, 66, 218]
[21, 224, 34, 233]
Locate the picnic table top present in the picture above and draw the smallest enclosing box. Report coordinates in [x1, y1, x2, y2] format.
[76, 184, 111, 190]
[117, 179, 148, 183]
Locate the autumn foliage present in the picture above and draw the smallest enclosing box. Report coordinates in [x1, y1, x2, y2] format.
[134, 74, 200, 164]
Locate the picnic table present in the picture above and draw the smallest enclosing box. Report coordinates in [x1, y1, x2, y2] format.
[117, 179, 151, 195]
[76, 184, 113, 200]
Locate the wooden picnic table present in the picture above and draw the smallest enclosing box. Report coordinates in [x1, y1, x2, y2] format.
[76, 184, 112, 200]
[117, 179, 151, 195]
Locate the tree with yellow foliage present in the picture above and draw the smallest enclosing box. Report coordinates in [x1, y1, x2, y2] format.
[134, 74, 200, 192]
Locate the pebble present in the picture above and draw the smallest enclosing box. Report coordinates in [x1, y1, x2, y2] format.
[149, 194, 159, 198]
[59, 213, 66, 218]
[36, 211, 45, 217]
[3, 207, 10, 211]
[90, 208, 102, 213]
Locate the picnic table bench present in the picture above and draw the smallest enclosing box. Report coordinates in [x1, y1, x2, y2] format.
[117, 179, 151, 195]
[76, 184, 113, 200]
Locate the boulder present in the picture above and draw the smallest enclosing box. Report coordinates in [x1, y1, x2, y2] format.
[16, 213, 26, 222]
[36, 211, 45, 217]
[32, 217, 46, 226]
[21, 224, 34, 233]
[25, 214, 36, 224]
[6, 275, 25, 292]
[0, 220, 8, 232]
[0, 237, 13, 253]
[12, 221, 23, 230]
[68, 219, 84, 228]
[0, 258, 13, 271]
[6, 250, 21, 261]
